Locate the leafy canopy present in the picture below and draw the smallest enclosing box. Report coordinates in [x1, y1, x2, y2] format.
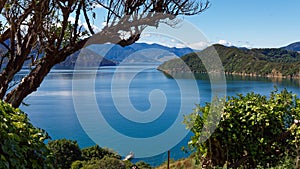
[0, 101, 52, 169]
[184, 88, 300, 168]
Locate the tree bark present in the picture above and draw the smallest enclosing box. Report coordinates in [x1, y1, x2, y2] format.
[4, 38, 87, 107]
[0, 32, 35, 100]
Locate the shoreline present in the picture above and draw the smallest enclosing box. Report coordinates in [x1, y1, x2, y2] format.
[157, 68, 300, 80]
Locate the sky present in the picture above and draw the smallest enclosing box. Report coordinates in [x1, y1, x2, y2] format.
[184, 0, 300, 48]
[1, 0, 299, 49]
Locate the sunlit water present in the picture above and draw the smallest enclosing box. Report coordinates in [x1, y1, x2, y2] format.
[20, 64, 300, 166]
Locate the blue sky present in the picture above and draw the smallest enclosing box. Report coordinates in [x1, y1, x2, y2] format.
[186, 0, 300, 48]
[1, 1, 299, 49]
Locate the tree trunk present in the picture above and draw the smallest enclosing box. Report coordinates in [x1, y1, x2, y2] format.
[0, 32, 35, 100]
[5, 57, 54, 107]
[4, 38, 88, 107]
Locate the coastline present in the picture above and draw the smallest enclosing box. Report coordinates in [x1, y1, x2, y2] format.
[157, 68, 300, 80]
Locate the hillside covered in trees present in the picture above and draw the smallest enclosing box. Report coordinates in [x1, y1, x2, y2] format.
[283, 41, 300, 52]
[158, 44, 300, 78]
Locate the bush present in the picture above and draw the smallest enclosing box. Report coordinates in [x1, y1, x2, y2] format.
[71, 160, 84, 169]
[0, 101, 52, 169]
[135, 161, 152, 169]
[97, 157, 126, 169]
[72, 157, 125, 169]
[47, 139, 82, 169]
[81, 145, 121, 160]
[184, 89, 300, 168]
[71, 145, 152, 169]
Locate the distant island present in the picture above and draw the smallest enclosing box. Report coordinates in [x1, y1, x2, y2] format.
[158, 44, 300, 78]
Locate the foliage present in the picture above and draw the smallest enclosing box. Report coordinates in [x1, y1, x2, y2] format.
[0, 101, 52, 169]
[47, 139, 82, 169]
[71, 160, 85, 169]
[256, 155, 295, 169]
[135, 161, 153, 169]
[154, 156, 296, 169]
[81, 145, 121, 160]
[184, 89, 300, 168]
[97, 157, 126, 169]
[71, 145, 152, 169]
[158, 44, 300, 77]
[71, 157, 126, 169]
[284, 41, 300, 52]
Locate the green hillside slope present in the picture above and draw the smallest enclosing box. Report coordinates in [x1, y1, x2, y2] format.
[158, 44, 300, 78]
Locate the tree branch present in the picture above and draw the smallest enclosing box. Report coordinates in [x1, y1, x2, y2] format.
[82, 1, 95, 35]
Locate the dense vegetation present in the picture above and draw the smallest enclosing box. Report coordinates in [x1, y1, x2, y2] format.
[47, 139, 152, 169]
[283, 41, 300, 52]
[46, 139, 153, 169]
[158, 44, 300, 78]
[0, 101, 151, 169]
[183, 89, 300, 168]
[0, 101, 52, 169]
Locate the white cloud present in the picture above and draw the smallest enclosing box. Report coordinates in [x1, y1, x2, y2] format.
[186, 41, 210, 50]
[139, 33, 210, 50]
[82, 23, 101, 33]
[68, 16, 101, 33]
[218, 40, 233, 46]
[101, 22, 107, 27]
[68, 16, 79, 24]
[171, 41, 210, 50]
[92, 3, 103, 9]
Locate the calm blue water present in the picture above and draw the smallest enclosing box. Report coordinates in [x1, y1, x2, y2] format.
[21, 64, 300, 166]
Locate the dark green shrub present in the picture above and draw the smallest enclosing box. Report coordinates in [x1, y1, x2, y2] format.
[97, 157, 125, 169]
[73, 157, 125, 169]
[47, 139, 82, 169]
[71, 160, 85, 169]
[0, 101, 52, 169]
[184, 89, 300, 168]
[81, 145, 121, 160]
[135, 161, 152, 169]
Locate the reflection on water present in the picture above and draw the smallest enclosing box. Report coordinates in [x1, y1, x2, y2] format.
[162, 71, 300, 89]
[226, 75, 300, 88]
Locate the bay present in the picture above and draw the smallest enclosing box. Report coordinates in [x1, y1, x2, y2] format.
[21, 64, 300, 166]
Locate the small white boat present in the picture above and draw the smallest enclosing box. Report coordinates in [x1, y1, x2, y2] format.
[123, 151, 134, 161]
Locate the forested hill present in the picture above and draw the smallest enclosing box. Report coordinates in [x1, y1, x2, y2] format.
[158, 44, 300, 78]
[283, 42, 300, 52]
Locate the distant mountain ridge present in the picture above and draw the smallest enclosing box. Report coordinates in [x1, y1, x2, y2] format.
[55, 48, 116, 68]
[1, 42, 193, 69]
[2, 41, 300, 70]
[87, 43, 194, 63]
[158, 44, 300, 78]
[283, 42, 300, 52]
